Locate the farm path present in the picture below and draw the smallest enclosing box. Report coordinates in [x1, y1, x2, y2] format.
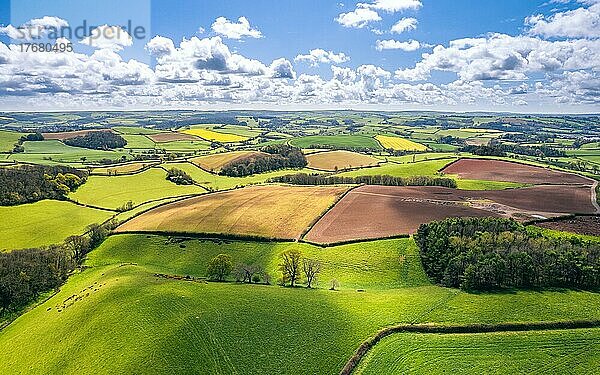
[592, 181, 600, 214]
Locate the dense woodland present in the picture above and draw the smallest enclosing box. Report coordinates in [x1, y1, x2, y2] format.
[415, 218, 600, 291]
[64, 132, 127, 150]
[219, 145, 307, 177]
[270, 173, 458, 188]
[0, 165, 87, 206]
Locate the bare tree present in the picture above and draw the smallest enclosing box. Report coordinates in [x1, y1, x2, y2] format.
[234, 263, 263, 283]
[64, 235, 91, 264]
[330, 278, 340, 291]
[303, 258, 321, 288]
[279, 249, 302, 287]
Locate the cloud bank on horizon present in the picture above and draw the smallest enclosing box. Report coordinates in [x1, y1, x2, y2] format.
[0, 0, 599, 112]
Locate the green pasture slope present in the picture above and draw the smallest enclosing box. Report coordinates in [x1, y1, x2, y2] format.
[356, 329, 600, 374]
[0, 200, 113, 250]
[1, 234, 599, 374]
[10, 140, 130, 164]
[69, 168, 206, 209]
[0, 130, 22, 152]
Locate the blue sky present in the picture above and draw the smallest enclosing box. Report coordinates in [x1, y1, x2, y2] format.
[0, 0, 598, 112]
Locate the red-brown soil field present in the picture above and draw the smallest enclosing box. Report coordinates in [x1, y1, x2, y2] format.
[441, 158, 593, 185]
[304, 184, 597, 244]
[147, 132, 200, 142]
[42, 129, 113, 140]
[304, 187, 497, 244]
[536, 216, 600, 236]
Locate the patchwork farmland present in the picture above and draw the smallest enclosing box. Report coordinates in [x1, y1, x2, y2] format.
[0, 110, 599, 374]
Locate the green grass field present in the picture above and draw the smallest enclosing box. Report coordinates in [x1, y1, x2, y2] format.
[121, 134, 156, 149]
[1, 234, 599, 374]
[290, 135, 383, 150]
[455, 179, 527, 190]
[163, 162, 313, 191]
[10, 140, 130, 164]
[337, 158, 454, 178]
[0, 130, 22, 152]
[0, 200, 113, 251]
[69, 168, 206, 209]
[356, 329, 600, 374]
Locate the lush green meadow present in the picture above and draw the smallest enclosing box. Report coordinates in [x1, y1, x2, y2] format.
[1, 234, 599, 374]
[163, 162, 312, 191]
[1, 111, 599, 374]
[69, 168, 205, 209]
[0, 200, 113, 250]
[356, 329, 600, 374]
[338, 158, 455, 178]
[0, 130, 22, 152]
[10, 140, 130, 164]
[290, 135, 383, 150]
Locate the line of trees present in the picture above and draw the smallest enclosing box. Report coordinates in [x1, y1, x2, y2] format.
[205, 249, 323, 288]
[269, 173, 458, 188]
[64, 132, 127, 150]
[0, 221, 114, 315]
[0, 165, 88, 206]
[460, 143, 566, 158]
[415, 217, 600, 291]
[219, 144, 307, 177]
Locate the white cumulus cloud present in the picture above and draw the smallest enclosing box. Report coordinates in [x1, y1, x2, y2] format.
[295, 49, 350, 66]
[79, 25, 133, 51]
[336, 8, 382, 28]
[526, 3, 600, 38]
[211, 17, 262, 39]
[359, 0, 422, 13]
[376, 39, 421, 51]
[391, 17, 418, 34]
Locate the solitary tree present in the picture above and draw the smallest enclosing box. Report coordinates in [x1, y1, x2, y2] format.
[330, 279, 340, 291]
[303, 258, 321, 288]
[207, 254, 233, 282]
[279, 249, 302, 287]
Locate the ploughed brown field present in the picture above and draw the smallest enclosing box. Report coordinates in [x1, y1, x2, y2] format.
[116, 185, 348, 240]
[441, 158, 593, 185]
[536, 216, 600, 236]
[41, 129, 113, 140]
[305, 150, 381, 171]
[190, 151, 267, 172]
[147, 132, 200, 142]
[304, 184, 597, 244]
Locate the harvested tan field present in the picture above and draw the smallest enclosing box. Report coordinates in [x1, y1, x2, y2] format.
[306, 150, 381, 171]
[42, 129, 113, 140]
[190, 151, 267, 172]
[536, 216, 600, 236]
[304, 184, 597, 244]
[116, 185, 348, 239]
[147, 132, 199, 142]
[442, 158, 592, 185]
